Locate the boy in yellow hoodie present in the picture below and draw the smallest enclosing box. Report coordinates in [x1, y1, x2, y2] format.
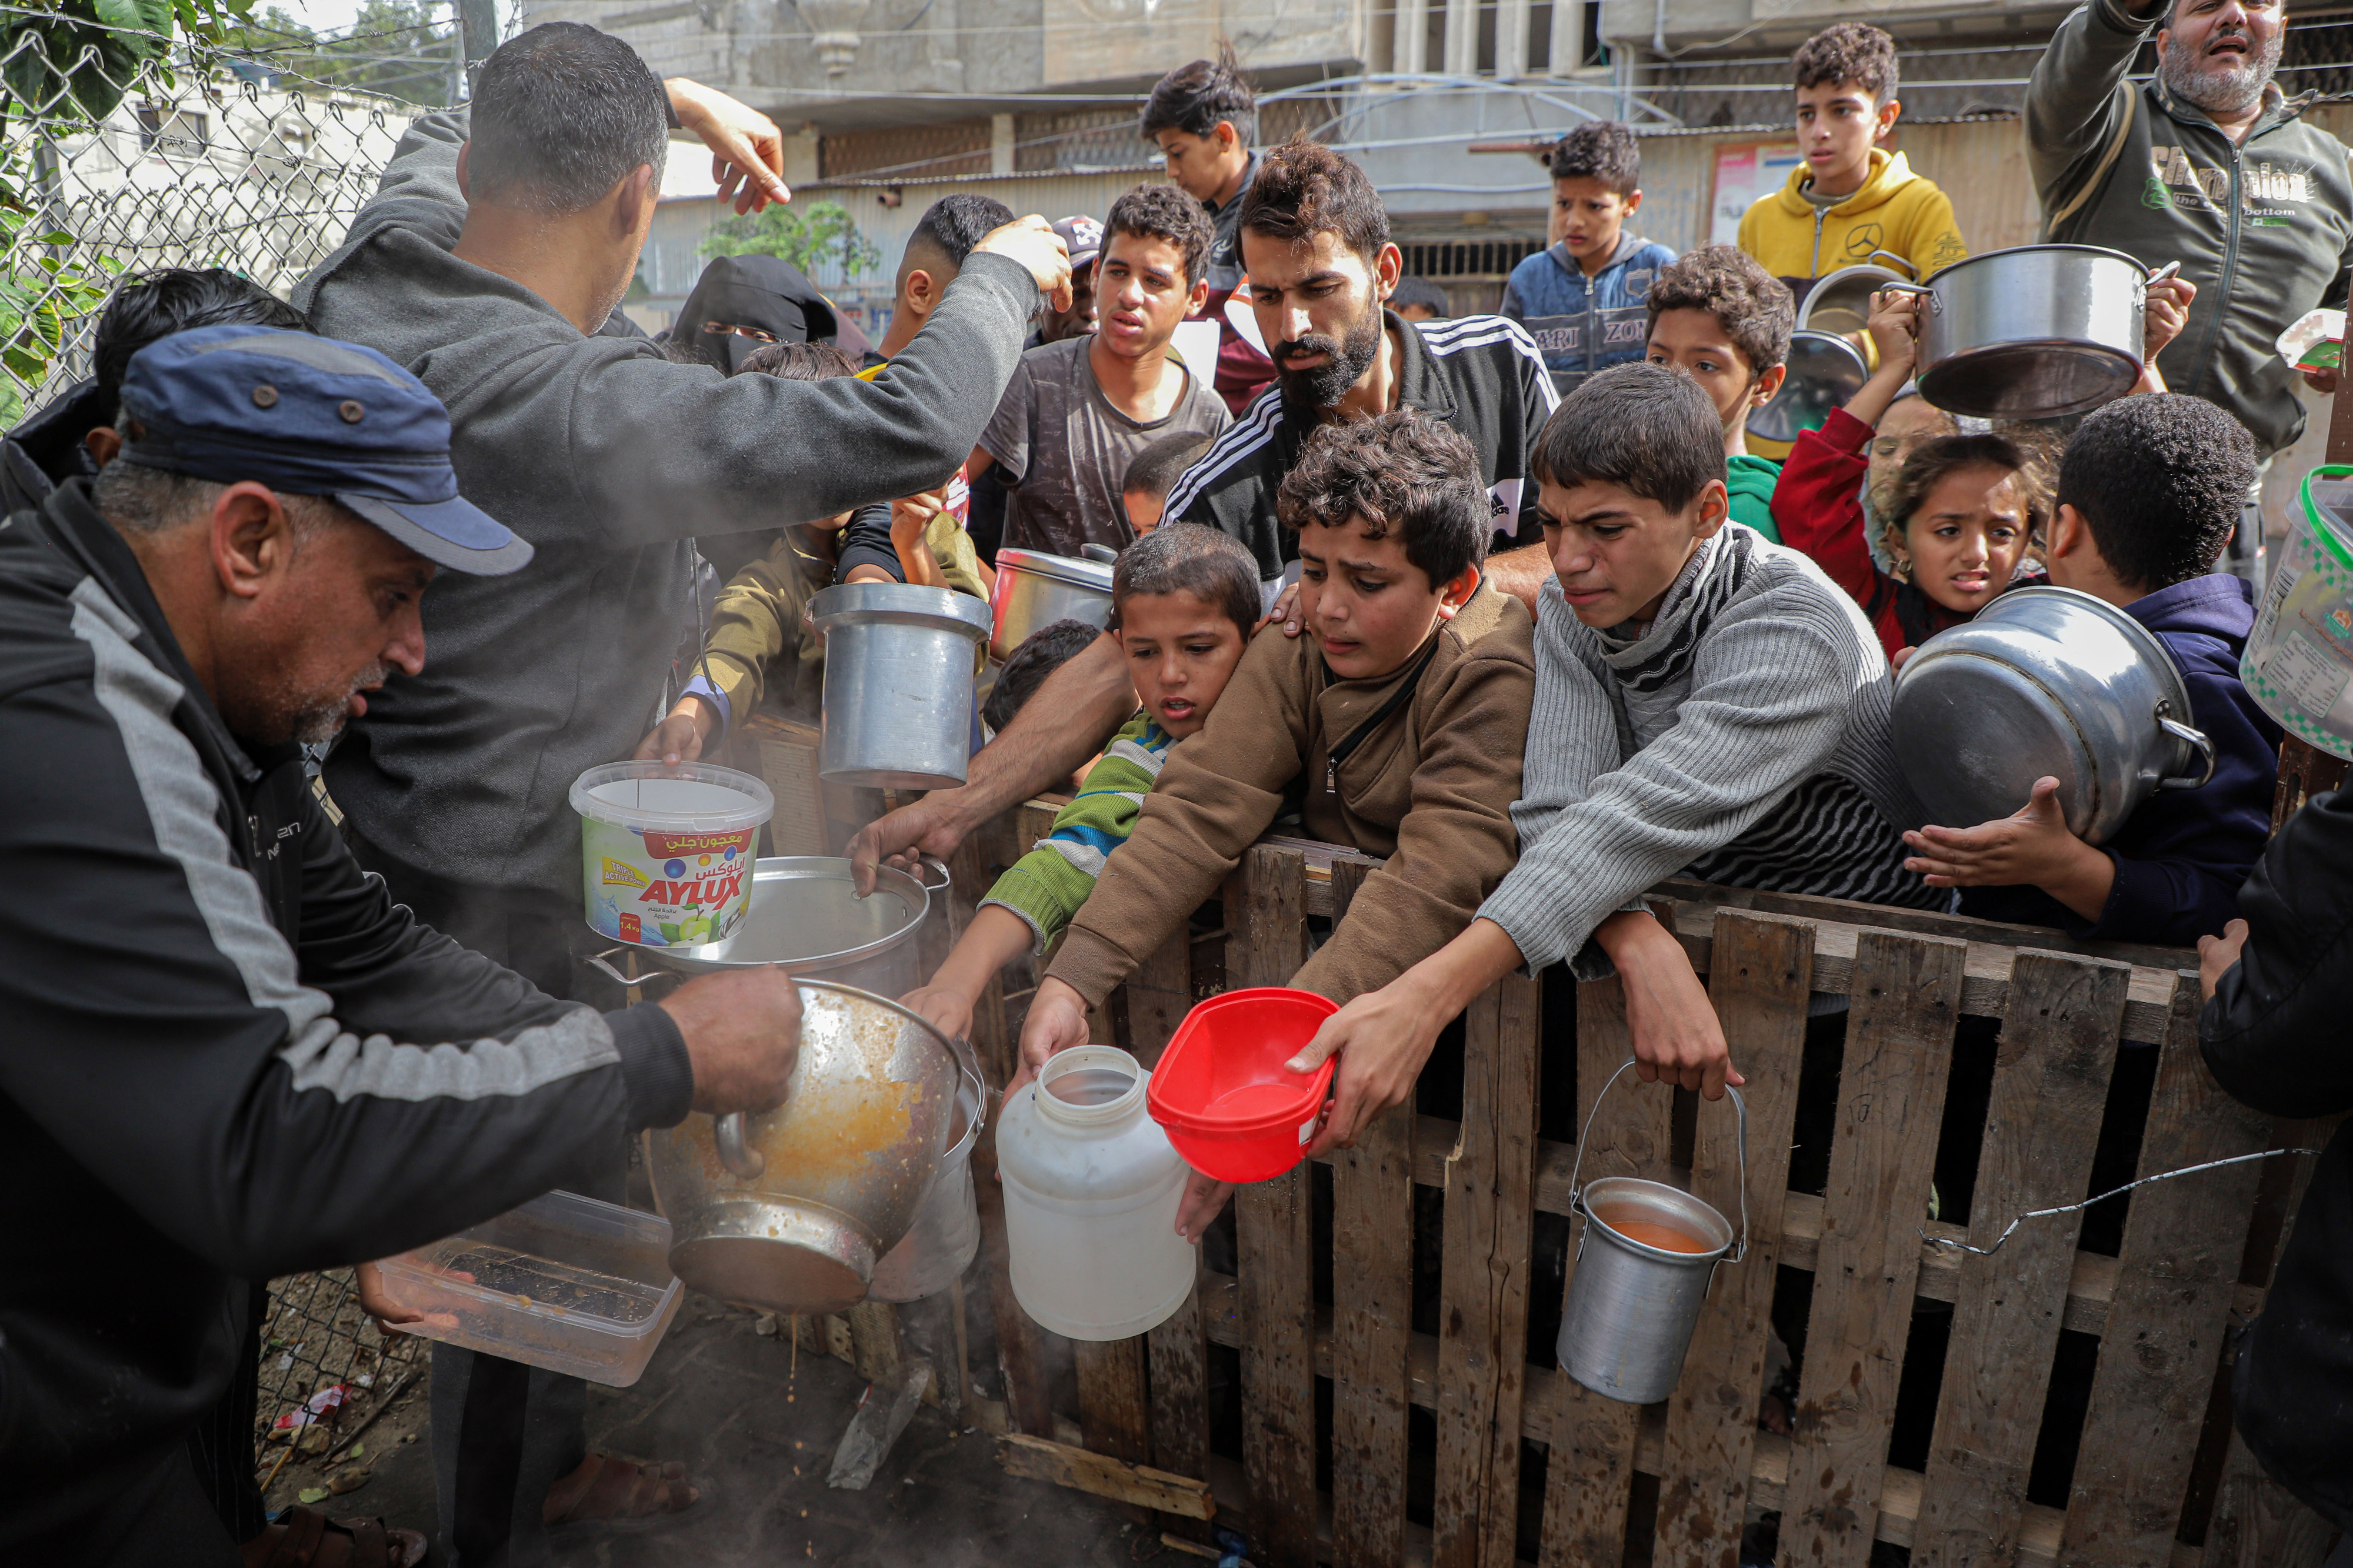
[1737, 21, 1967, 454]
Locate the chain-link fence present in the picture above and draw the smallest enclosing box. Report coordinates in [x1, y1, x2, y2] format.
[0, 4, 442, 1466]
[0, 10, 411, 421]
[257, 1270, 426, 1457]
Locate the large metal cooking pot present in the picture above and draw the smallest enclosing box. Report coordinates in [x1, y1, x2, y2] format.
[811, 581, 990, 789]
[591, 855, 946, 997]
[642, 981, 972, 1314]
[1882, 244, 2146, 420]
[1748, 329, 1869, 446]
[1798, 262, 1909, 338]
[1891, 585, 2215, 845]
[989, 547, 1115, 663]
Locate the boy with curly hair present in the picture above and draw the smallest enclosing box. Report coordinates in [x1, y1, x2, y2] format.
[1018, 408, 1536, 1230]
[1645, 246, 1794, 539]
[1736, 21, 1967, 308]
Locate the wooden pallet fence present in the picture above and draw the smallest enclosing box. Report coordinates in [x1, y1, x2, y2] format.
[956, 828, 2330, 1566]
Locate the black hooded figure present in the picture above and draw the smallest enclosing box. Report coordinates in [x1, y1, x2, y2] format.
[664, 252, 862, 371]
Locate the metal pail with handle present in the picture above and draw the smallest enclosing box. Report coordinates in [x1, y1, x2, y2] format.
[1556, 1059, 1748, 1404]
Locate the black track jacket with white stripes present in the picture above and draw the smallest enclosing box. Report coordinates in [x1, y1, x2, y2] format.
[0, 481, 695, 1555]
[1161, 311, 1562, 583]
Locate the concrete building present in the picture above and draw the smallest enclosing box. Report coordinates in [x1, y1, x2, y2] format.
[538, 0, 2349, 336]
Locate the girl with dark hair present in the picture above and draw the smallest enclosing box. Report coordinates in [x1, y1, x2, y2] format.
[1774, 289, 2047, 659]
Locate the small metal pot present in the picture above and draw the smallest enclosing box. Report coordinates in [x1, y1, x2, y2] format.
[1748, 329, 1869, 446]
[811, 582, 990, 789]
[989, 547, 1115, 663]
[1798, 262, 1911, 338]
[1557, 1061, 1748, 1406]
[1892, 585, 2216, 845]
[641, 982, 973, 1315]
[1882, 244, 2147, 420]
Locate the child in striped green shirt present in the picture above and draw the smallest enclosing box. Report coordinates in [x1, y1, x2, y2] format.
[902, 525, 1262, 1044]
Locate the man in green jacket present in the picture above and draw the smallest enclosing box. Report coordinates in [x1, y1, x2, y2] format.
[2027, 0, 2353, 473]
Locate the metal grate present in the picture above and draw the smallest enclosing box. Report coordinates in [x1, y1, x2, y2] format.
[255, 1269, 426, 1455]
[1399, 238, 1542, 279]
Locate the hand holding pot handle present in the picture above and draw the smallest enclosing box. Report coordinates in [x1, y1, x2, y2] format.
[659, 966, 804, 1117]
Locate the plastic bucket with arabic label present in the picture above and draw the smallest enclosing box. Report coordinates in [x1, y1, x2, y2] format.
[571, 762, 774, 948]
[2243, 465, 2353, 761]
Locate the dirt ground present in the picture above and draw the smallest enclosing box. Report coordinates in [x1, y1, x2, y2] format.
[263, 1296, 1157, 1567]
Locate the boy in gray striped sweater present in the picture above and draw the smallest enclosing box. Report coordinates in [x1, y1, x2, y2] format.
[1290, 361, 1941, 1108]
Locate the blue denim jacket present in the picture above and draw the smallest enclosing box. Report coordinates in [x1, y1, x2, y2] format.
[1499, 233, 1678, 395]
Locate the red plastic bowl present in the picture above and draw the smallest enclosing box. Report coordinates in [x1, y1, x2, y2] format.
[1146, 987, 1339, 1182]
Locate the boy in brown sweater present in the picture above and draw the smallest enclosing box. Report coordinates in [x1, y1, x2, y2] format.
[1019, 407, 1536, 1227]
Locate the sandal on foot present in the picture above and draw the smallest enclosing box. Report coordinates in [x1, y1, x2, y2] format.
[542, 1453, 712, 1534]
[251, 1507, 428, 1568]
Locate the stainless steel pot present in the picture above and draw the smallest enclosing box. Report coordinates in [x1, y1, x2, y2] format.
[642, 981, 972, 1315]
[1891, 585, 2216, 845]
[1747, 329, 1868, 446]
[989, 547, 1115, 663]
[591, 855, 947, 996]
[1797, 262, 1909, 338]
[1882, 244, 2147, 420]
[811, 582, 990, 789]
[866, 1063, 984, 1302]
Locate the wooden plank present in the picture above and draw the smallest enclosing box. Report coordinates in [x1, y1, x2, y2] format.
[1147, 1272, 1212, 1486]
[952, 832, 1016, 1090]
[2199, 1430, 2339, 1568]
[1652, 911, 1814, 1568]
[844, 1300, 903, 1387]
[1325, 858, 1413, 1568]
[1431, 972, 1542, 1568]
[1192, 1276, 2231, 1568]
[1539, 975, 1671, 1568]
[1124, 926, 1194, 1069]
[1912, 949, 2134, 1568]
[1782, 929, 1967, 1568]
[1074, 1336, 1154, 1466]
[2059, 975, 2276, 1567]
[995, 1433, 1217, 1519]
[972, 1096, 1056, 1437]
[1234, 843, 1317, 1568]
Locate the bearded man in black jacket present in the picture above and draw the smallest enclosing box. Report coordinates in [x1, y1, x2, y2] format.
[0, 325, 802, 1567]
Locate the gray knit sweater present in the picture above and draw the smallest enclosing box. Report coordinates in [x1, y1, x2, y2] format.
[1479, 525, 1939, 976]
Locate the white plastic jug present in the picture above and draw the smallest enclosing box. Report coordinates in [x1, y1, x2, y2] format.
[996, 1045, 1194, 1340]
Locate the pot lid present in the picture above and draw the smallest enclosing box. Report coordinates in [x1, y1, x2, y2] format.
[809, 580, 992, 635]
[639, 858, 932, 971]
[994, 546, 1116, 592]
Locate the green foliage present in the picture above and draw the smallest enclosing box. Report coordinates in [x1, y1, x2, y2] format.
[223, 0, 455, 107]
[2, 0, 187, 126]
[0, 0, 249, 397]
[699, 201, 882, 281]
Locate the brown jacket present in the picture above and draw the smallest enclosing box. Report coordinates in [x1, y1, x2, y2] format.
[1048, 581, 1535, 1007]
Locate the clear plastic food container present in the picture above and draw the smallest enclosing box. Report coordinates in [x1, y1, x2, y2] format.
[371, 1190, 685, 1387]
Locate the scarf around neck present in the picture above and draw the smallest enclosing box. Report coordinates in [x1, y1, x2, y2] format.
[1594, 526, 1759, 693]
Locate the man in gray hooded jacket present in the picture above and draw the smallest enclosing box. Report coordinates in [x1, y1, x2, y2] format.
[294, 24, 1066, 1005]
[2027, 0, 2353, 464]
[294, 22, 1068, 1564]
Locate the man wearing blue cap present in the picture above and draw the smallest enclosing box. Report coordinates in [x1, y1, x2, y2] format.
[0, 324, 806, 1567]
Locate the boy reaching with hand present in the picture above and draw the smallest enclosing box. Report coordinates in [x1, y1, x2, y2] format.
[1016, 409, 1536, 1233]
[1901, 394, 2282, 948]
[902, 525, 1261, 1044]
[1292, 362, 1944, 1115]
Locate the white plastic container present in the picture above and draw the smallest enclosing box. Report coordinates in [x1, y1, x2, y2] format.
[995, 1045, 1194, 1340]
[2244, 466, 2353, 761]
[570, 761, 773, 948]
[368, 1190, 686, 1387]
